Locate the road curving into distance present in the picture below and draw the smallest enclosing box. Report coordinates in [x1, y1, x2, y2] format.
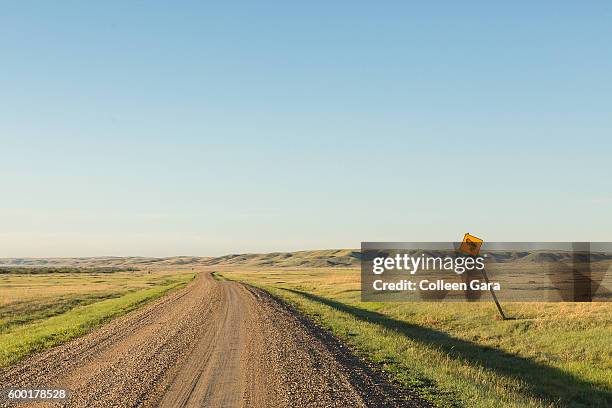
[0, 273, 427, 407]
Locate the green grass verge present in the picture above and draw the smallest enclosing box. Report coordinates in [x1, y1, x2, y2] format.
[0, 273, 194, 367]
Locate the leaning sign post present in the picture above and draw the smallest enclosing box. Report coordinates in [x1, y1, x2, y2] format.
[459, 233, 508, 320]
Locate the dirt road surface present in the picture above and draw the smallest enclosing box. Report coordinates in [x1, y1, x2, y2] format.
[0, 273, 426, 407]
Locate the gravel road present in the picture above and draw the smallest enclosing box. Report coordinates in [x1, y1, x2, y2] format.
[0, 273, 427, 407]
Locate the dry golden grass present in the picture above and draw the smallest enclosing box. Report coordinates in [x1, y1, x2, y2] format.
[0, 270, 184, 306]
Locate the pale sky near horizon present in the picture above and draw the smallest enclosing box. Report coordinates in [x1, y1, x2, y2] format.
[1, 2, 611, 257]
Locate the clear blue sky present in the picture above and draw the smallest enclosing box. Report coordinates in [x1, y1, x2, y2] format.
[1, 2, 610, 257]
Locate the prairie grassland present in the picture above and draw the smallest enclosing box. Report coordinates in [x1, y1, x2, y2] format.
[0, 269, 195, 367]
[219, 267, 612, 408]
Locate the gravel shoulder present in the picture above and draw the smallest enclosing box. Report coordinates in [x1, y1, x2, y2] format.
[0, 273, 428, 407]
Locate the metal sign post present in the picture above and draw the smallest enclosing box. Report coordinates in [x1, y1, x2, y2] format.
[479, 267, 507, 320]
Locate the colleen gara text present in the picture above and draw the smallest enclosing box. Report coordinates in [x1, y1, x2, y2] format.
[372, 279, 501, 291]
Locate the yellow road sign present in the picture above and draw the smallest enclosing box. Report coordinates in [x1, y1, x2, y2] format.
[459, 233, 483, 256]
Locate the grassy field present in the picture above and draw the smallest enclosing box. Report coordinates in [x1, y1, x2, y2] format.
[0, 269, 195, 367]
[219, 267, 612, 408]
